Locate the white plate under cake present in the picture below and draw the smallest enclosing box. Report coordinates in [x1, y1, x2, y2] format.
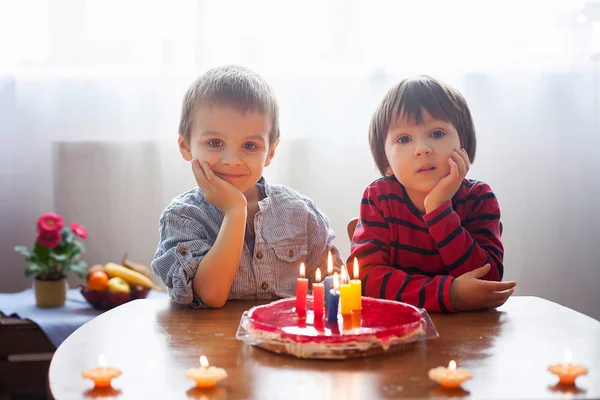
[238, 297, 434, 359]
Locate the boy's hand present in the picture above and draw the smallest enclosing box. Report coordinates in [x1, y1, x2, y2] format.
[192, 159, 247, 214]
[424, 148, 470, 214]
[450, 264, 517, 311]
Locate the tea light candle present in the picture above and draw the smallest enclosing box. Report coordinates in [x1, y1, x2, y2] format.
[428, 360, 472, 389]
[349, 257, 362, 311]
[313, 268, 324, 318]
[327, 272, 340, 323]
[548, 349, 588, 385]
[323, 251, 334, 308]
[185, 356, 228, 388]
[81, 354, 122, 388]
[295, 262, 308, 313]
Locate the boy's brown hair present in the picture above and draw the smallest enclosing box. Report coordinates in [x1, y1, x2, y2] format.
[178, 65, 280, 147]
[369, 75, 476, 176]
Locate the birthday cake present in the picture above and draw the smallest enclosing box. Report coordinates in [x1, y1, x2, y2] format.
[238, 297, 432, 359]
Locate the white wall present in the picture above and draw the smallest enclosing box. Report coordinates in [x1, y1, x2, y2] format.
[1, 70, 599, 321]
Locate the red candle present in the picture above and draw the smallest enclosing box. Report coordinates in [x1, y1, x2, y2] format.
[296, 262, 308, 313]
[313, 268, 324, 318]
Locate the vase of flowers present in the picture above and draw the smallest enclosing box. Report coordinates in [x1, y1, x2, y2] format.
[15, 213, 88, 307]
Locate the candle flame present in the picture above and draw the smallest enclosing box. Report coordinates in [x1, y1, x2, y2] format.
[449, 360, 456, 370]
[333, 272, 339, 289]
[200, 355, 209, 368]
[316, 268, 321, 282]
[341, 264, 349, 283]
[353, 257, 359, 279]
[300, 262, 305, 278]
[98, 354, 107, 367]
[327, 251, 333, 275]
[564, 349, 572, 364]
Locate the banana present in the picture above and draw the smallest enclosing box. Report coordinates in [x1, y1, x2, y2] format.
[122, 259, 153, 280]
[104, 262, 163, 291]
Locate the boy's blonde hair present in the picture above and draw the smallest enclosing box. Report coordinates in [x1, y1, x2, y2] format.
[178, 65, 280, 146]
[369, 75, 477, 176]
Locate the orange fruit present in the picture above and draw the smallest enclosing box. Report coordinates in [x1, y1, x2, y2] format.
[87, 271, 109, 292]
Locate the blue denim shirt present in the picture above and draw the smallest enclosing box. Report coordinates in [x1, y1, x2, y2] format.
[151, 178, 343, 308]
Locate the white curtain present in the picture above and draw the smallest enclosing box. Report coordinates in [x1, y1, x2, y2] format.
[2, 0, 600, 320]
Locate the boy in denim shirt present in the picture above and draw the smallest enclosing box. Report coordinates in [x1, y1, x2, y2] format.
[152, 65, 343, 308]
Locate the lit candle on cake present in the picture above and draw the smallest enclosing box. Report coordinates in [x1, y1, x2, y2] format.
[313, 268, 324, 318]
[81, 354, 122, 388]
[323, 251, 334, 308]
[327, 272, 340, 323]
[548, 349, 588, 385]
[349, 257, 362, 311]
[428, 360, 472, 389]
[339, 265, 352, 315]
[185, 356, 228, 388]
[296, 262, 308, 314]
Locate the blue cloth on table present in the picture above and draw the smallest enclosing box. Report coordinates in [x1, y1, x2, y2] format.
[0, 288, 167, 347]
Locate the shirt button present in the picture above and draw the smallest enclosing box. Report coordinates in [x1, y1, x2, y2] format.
[178, 247, 188, 256]
[288, 249, 294, 257]
[261, 281, 269, 290]
[256, 251, 263, 259]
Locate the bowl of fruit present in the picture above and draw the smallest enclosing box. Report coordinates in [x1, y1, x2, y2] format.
[81, 259, 162, 310]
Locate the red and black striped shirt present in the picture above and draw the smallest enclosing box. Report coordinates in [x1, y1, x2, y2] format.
[349, 177, 504, 313]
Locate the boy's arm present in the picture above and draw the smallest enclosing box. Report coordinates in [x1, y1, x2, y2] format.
[304, 200, 344, 282]
[350, 185, 455, 312]
[151, 210, 213, 308]
[151, 207, 246, 309]
[191, 209, 246, 307]
[423, 182, 503, 281]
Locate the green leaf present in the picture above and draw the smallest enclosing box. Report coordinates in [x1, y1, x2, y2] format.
[15, 246, 34, 258]
[61, 228, 74, 243]
[50, 252, 68, 263]
[24, 264, 42, 277]
[68, 261, 88, 279]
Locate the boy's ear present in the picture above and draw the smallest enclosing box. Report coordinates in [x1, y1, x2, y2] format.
[264, 140, 279, 167]
[178, 136, 193, 161]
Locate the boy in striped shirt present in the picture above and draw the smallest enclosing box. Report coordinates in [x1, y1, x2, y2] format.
[349, 76, 516, 312]
[152, 66, 342, 308]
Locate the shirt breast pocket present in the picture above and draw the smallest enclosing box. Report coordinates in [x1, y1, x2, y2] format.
[273, 244, 308, 297]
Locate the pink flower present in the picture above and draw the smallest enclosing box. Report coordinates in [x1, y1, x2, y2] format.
[37, 213, 64, 234]
[70, 222, 88, 239]
[37, 230, 62, 249]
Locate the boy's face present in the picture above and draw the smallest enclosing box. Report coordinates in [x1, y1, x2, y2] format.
[384, 108, 461, 196]
[178, 105, 277, 196]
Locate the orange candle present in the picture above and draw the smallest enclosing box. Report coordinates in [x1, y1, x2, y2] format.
[351, 309, 361, 329]
[349, 257, 362, 311]
[548, 349, 588, 385]
[185, 356, 228, 388]
[81, 354, 122, 388]
[296, 262, 308, 313]
[313, 268, 324, 318]
[428, 360, 472, 389]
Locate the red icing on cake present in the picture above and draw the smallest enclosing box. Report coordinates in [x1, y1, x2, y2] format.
[247, 297, 422, 345]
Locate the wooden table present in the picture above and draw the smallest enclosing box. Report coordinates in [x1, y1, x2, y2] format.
[0, 314, 55, 397]
[48, 296, 600, 399]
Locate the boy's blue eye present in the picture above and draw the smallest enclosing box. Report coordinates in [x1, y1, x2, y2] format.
[431, 130, 446, 138]
[243, 142, 258, 150]
[397, 136, 411, 144]
[207, 139, 223, 148]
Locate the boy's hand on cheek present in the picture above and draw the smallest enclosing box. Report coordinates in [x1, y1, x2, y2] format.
[424, 148, 470, 214]
[192, 159, 247, 214]
[449, 264, 517, 311]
